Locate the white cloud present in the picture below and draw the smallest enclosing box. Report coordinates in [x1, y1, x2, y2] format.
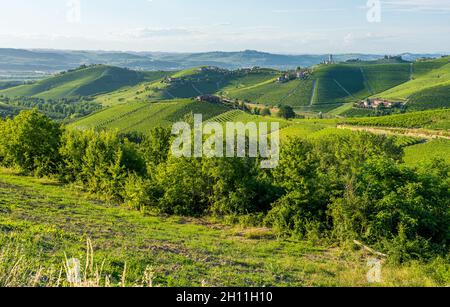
[113, 27, 200, 39]
[382, 0, 450, 12]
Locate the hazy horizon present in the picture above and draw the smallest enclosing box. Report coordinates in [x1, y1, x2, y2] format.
[2, 48, 449, 56]
[1, 0, 450, 54]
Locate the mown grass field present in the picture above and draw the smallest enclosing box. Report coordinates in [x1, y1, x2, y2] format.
[0, 169, 448, 287]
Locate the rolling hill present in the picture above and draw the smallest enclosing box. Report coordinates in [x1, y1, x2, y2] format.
[222, 62, 411, 114]
[376, 57, 450, 110]
[0, 65, 168, 100]
[71, 99, 230, 134]
[94, 67, 279, 106]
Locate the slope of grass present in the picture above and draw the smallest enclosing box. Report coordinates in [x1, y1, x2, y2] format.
[95, 68, 278, 106]
[412, 57, 450, 78]
[407, 84, 450, 111]
[227, 79, 314, 107]
[360, 63, 411, 94]
[222, 63, 413, 115]
[0, 170, 446, 287]
[0, 66, 166, 100]
[377, 57, 450, 110]
[208, 110, 293, 134]
[404, 139, 450, 166]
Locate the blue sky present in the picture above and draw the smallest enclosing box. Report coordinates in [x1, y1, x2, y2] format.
[0, 0, 449, 53]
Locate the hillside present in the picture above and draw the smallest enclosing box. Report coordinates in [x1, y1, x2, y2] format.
[71, 99, 230, 134]
[376, 57, 450, 110]
[0, 65, 167, 100]
[95, 67, 279, 106]
[222, 62, 411, 114]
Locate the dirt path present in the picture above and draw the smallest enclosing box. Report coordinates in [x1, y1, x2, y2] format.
[337, 125, 450, 140]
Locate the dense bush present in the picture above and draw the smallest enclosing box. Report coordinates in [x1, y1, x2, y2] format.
[59, 129, 147, 202]
[0, 109, 62, 175]
[1, 110, 448, 260]
[330, 158, 449, 261]
[266, 134, 403, 236]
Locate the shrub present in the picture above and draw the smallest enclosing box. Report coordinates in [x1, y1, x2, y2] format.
[0, 109, 62, 175]
[59, 129, 145, 202]
[153, 156, 207, 216]
[278, 105, 296, 119]
[329, 158, 450, 260]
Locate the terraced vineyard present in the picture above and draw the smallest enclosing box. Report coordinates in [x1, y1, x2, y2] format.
[223, 62, 415, 115]
[72, 99, 230, 134]
[341, 109, 450, 130]
[209, 110, 292, 128]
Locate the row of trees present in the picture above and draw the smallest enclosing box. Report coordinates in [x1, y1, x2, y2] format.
[0, 95, 102, 121]
[0, 110, 448, 261]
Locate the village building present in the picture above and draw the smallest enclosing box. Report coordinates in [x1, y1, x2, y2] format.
[324, 54, 335, 65]
[357, 98, 404, 109]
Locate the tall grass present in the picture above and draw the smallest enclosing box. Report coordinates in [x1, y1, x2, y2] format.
[0, 239, 155, 287]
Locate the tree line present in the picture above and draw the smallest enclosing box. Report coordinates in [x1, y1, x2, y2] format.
[0, 109, 448, 262]
[0, 96, 102, 121]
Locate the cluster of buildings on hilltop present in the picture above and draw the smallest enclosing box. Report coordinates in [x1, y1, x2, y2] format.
[323, 54, 335, 65]
[277, 69, 311, 83]
[356, 98, 404, 109]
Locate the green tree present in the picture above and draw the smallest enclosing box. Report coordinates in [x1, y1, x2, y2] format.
[278, 105, 296, 119]
[0, 109, 62, 175]
[261, 107, 271, 117]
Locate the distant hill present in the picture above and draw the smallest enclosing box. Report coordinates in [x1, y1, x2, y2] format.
[0, 65, 168, 99]
[1, 48, 445, 75]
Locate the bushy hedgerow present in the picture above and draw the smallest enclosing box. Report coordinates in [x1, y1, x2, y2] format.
[1, 110, 448, 260]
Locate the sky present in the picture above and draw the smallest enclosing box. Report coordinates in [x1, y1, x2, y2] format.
[0, 0, 449, 54]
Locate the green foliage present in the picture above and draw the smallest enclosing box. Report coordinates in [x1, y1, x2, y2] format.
[330, 159, 449, 261]
[0, 95, 102, 120]
[278, 105, 296, 119]
[2, 110, 449, 261]
[261, 107, 271, 116]
[0, 109, 62, 175]
[59, 129, 144, 201]
[266, 133, 403, 237]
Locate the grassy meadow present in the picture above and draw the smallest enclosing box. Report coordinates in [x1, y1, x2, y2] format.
[1, 169, 448, 287]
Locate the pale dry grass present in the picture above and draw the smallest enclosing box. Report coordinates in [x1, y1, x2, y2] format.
[0, 239, 155, 287]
